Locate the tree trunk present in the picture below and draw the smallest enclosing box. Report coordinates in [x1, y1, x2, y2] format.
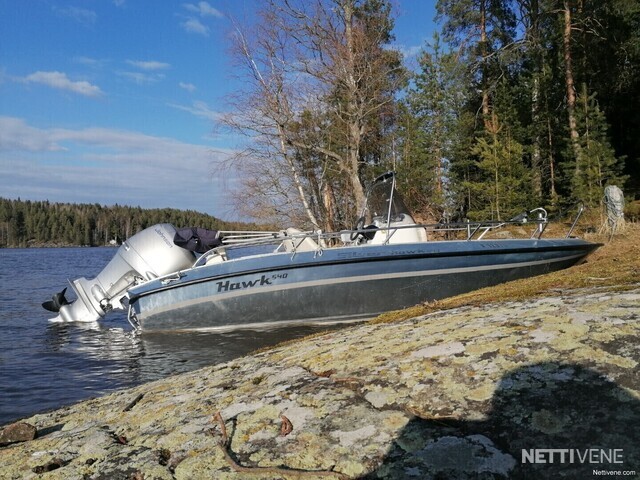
[343, 0, 367, 212]
[278, 131, 321, 229]
[322, 181, 336, 233]
[480, 0, 491, 129]
[434, 104, 443, 196]
[528, 0, 542, 198]
[563, 0, 583, 174]
[531, 75, 542, 198]
[547, 116, 557, 202]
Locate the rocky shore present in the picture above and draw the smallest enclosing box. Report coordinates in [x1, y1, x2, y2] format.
[1, 285, 639, 479]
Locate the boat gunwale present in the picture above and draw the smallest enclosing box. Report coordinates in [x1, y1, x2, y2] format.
[127, 238, 600, 302]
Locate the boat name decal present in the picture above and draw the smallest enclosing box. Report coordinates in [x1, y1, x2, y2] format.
[216, 273, 288, 293]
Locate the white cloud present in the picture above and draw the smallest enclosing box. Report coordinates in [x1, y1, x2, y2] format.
[168, 101, 220, 121]
[179, 82, 197, 92]
[179, 2, 223, 36]
[117, 71, 165, 85]
[126, 60, 171, 71]
[388, 44, 423, 59]
[0, 116, 237, 216]
[73, 56, 108, 68]
[0, 117, 65, 152]
[23, 71, 104, 97]
[183, 2, 223, 18]
[403, 45, 423, 58]
[181, 17, 209, 36]
[54, 6, 97, 26]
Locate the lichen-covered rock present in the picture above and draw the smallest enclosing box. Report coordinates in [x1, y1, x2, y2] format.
[1, 287, 639, 479]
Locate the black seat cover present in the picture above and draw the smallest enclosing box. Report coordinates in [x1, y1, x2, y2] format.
[173, 227, 223, 253]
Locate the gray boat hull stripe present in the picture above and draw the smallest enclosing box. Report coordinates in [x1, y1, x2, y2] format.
[129, 242, 595, 301]
[137, 252, 584, 319]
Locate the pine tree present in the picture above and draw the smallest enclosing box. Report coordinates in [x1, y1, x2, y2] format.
[469, 111, 529, 220]
[564, 90, 627, 207]
[400, 33, 467, 220]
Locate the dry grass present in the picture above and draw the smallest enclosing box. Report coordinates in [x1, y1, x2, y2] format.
[374, 222, 640, 324]
[254, 222, 639, 353]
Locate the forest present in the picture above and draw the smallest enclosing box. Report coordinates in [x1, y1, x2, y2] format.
[4, 0, 638, 247]
[221, 0, 639, 230]
[0, 198, 263, 248]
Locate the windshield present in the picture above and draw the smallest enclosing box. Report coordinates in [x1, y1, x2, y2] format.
[364, 172, 411, 223]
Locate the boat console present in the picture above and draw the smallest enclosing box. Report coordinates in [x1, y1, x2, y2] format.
[350, 171, 427, 245]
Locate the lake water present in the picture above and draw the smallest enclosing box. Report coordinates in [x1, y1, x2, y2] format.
[0, 247, 340, 426]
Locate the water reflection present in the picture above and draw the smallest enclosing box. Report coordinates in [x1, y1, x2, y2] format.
[137, 325, 327, 380]
[44, 316, 340, 384]
[0, 247, 347, 425]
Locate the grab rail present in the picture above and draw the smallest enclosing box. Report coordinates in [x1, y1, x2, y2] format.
[189, 209, 557, 266]
[566, 203, 585, 238]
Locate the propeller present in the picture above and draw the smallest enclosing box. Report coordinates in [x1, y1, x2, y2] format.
[42, 288, 70, 313]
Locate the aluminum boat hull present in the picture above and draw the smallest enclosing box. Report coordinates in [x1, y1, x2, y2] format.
[127, 238, 598, 331]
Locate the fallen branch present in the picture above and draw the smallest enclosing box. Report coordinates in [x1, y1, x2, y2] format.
[211, 411, 349, 479]
[123, 393, 145, 412]
[212, 412, 227, 445]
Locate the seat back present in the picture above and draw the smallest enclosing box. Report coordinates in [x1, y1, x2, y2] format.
[280, 228, 319, 252]
[370, 214, 427, 244]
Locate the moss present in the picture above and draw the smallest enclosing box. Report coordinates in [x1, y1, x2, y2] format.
[2, 256, 639, 479]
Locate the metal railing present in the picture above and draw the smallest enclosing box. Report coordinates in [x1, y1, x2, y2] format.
[190, 206, 574, 266]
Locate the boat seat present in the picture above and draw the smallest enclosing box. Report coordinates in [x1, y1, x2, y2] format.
[281, 228, 319, 253]
[370, 214, 428, 244]
[202, 248, 227, 265]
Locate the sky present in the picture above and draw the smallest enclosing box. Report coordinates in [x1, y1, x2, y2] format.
[0, 0, 437, 220]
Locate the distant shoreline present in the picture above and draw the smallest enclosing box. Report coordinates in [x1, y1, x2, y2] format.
[1, 243, 118, 249]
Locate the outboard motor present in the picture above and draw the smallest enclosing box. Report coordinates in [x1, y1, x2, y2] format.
[43, 224, 195, 323]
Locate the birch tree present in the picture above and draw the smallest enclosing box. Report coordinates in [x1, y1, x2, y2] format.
[221, 0, 404, 230]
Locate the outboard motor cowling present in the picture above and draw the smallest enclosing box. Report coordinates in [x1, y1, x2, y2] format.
[46, 224, 195, 323]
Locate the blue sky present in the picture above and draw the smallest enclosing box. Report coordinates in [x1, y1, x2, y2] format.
[0, 0, 436, 220]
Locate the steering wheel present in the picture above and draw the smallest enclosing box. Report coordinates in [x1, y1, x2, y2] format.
[350, 216, 366, 241]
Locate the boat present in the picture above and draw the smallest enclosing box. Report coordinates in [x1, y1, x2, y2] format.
[43, 172, 600, 331]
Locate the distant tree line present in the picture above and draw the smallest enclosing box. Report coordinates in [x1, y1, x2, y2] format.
[0, 198, 264, 248]
[222, 0, 638, 228]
